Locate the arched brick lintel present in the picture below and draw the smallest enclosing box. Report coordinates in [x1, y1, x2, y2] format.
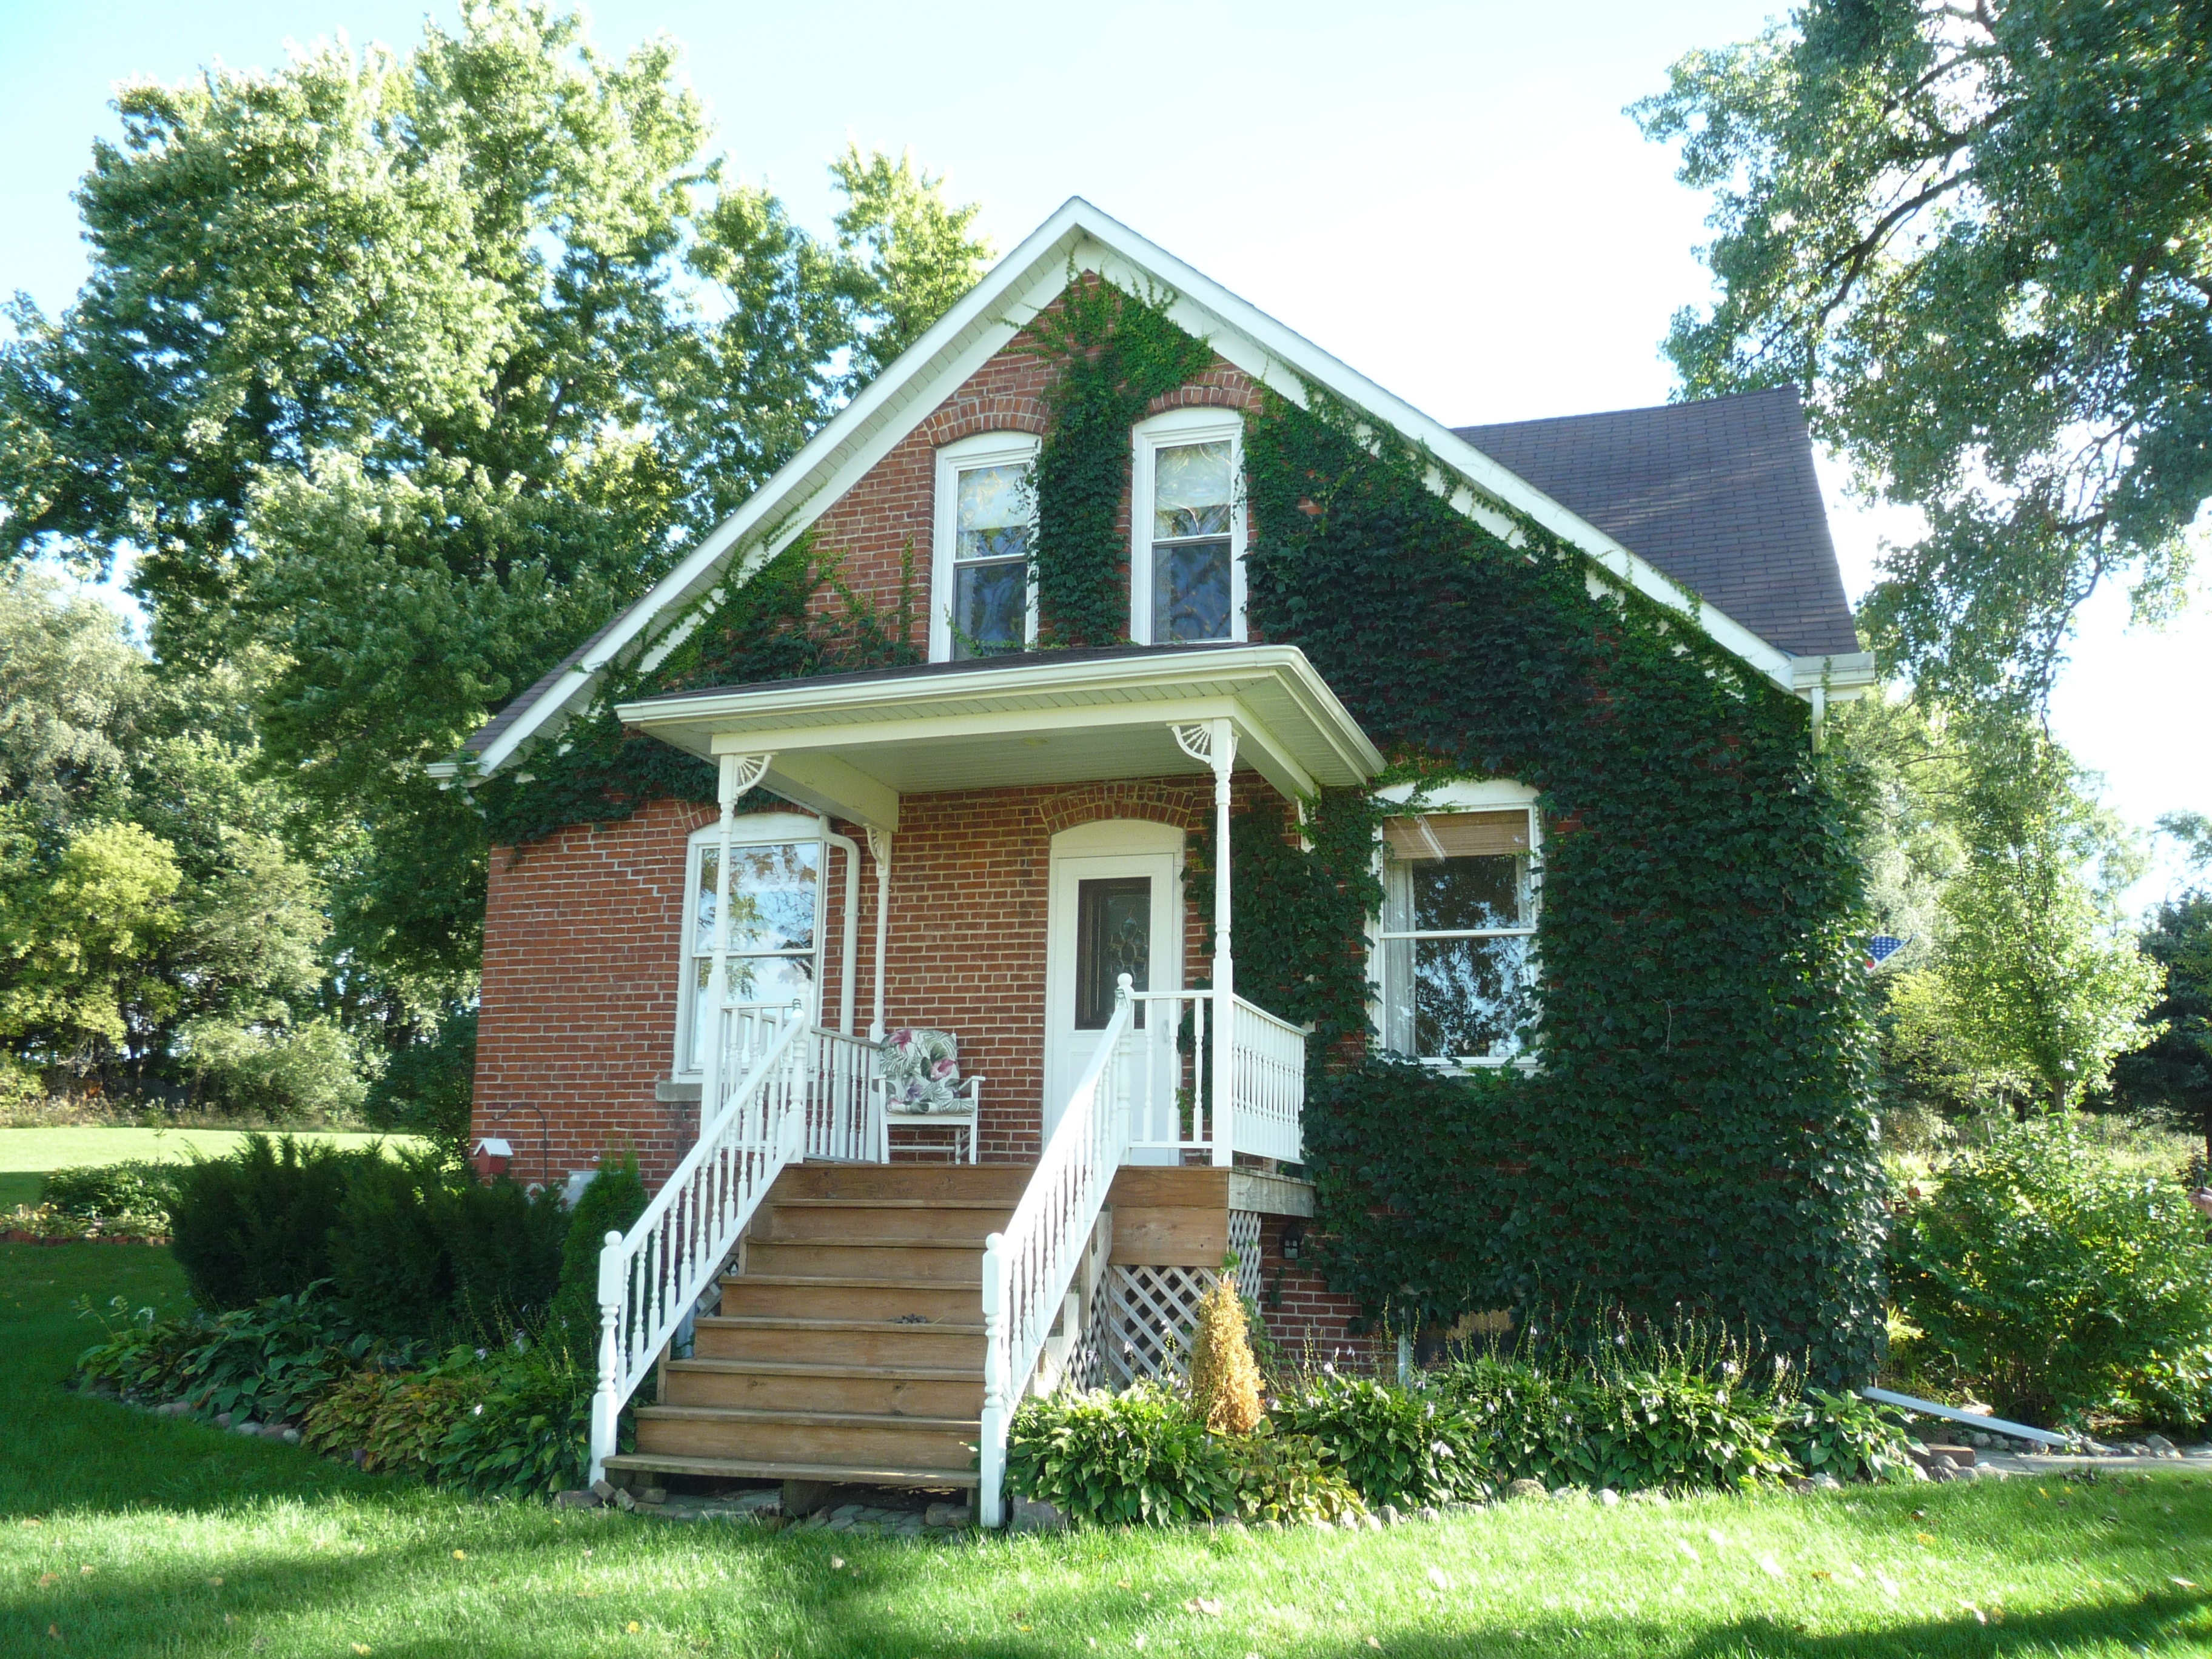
[1034, 780, 1206, 839]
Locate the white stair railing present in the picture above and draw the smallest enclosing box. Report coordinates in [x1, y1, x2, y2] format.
[1122, 988, 1305, 1164]
[1228, 994, 1305, 1162]
[802, 1024, 880, 1163]
[978, 975, 1134, 1527]
[588, 1000, 808, 1483]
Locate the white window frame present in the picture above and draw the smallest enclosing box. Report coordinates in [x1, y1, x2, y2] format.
[673, 811, 830, 1079]
[931, 431, 1041, 663]
[1369, 778, 1543, 1070]
[1129, 407, 1247, 646]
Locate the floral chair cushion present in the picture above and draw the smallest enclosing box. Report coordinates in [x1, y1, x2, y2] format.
[879, 1027, 969, 1114]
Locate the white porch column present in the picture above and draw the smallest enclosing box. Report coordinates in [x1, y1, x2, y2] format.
[1173, 719, 1238, 1167]
[865, 826, 893, 1042]
[702, 752, 773, 1134]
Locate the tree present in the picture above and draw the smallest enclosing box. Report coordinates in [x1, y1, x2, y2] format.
[2114, 813, 2212, 1161]
[1, 2, 993, 1005]
[1905, 716, 2162, 1114]
[1634, 1, 2212, 704]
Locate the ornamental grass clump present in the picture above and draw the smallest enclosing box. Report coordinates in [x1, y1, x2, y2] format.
[1186, 1275, 1264, 1434]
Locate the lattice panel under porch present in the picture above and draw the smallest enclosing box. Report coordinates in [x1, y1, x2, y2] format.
[1103, 1264, 1217, 1387]
[1226, 1210, 1263, 1275]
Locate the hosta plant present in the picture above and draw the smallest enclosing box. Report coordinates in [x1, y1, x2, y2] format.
[1005, 1382, 1236, 1527]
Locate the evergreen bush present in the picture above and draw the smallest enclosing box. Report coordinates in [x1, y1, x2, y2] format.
[329, 1150, 455, 1338]
[1186, 1276, 1264, 1434]
[1892, 1114, 2212, 1424]
[554, 1149, 649, 1343]
[167, 1136, 374, 1309]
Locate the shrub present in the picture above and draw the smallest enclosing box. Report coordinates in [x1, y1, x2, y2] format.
[1778, 1388, 1918, 1483]
[443, 1175, 569, 1331]
[367, 1372, 489, 1472]
[1187, 1275, 1264, 1434]
[1892, 1114, 2212, 1424]
[1221, 1428, 1365, 1524]
[554, 1150, 649, 1342]
[429, 1335, 597, 1498]
[41, 1161, 178, 1229]
[77, 1284, 385, 1427]
[178, 1013, 374, 1123]
[167, 1135, 374, 1309]
[1573, 1364, 1794, 1492]
[1005, 1382, 1236, 1526]
[1438, 1354, 1586, 1489]
[303, 1369, 406, 1462]
[329, 1151, 454, 1339]
[1276, 1372, 1486, 1507]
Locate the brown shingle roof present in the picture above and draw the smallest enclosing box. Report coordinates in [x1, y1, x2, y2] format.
[1454, 386, 1862, 658]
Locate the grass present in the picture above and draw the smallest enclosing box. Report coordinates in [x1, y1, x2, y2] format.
[4, 1248, 2211, 1657]
[0, 1126, 425, 1213]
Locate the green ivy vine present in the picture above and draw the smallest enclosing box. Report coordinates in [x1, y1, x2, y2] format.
[1021, 276, 1217, 645]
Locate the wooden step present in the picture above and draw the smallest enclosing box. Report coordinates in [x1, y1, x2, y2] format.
[632, 1404, 977, 1473]
[742, 1239, 985, 1282]
[602, 1451, 979, 1491]
[757, 1198, 1016, 1242]
[768, 1164, 1031, 1204]
[692, 1315, 986, 1369]
[661, 1358, 982, 1418]
[714, 1275, 979, 1322]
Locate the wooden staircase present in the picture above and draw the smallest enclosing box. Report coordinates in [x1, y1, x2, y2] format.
[603, 1162, 1027, 1494]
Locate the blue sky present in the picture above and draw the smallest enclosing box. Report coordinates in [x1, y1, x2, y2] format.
[2, 0, 2204, 904]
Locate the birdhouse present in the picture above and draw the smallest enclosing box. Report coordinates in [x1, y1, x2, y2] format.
[471, 1137, 514, 1179]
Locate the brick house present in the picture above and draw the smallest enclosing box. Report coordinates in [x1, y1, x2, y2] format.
[437, 199, 1874, 1518]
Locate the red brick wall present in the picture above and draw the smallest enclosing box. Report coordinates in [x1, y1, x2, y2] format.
[805, 283, 1264, 648]
[472, 775, 1289, 1182]
[1248, 1212, 1392, 1375]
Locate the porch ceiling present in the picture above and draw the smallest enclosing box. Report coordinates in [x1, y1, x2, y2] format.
[614, 644, 1384, 830]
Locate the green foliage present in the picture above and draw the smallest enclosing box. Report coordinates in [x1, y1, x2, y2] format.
[328, 1152, 460, 1339]
[1276, 1372, 1486, 1507]
[39, 1161, 178, 1230]
[1020, 277, 1218, 646]
[1569, 1365, 1794, 1494]
[828, 144, 994, 383]
[1891, 1115, 2212, 1425]
[1776, 1388, 1917, 1484]
[2114, 821, 2212, 1155]
[1005, 1382, 1238, 1527]
[1437, 1355, 1588, 1490]
[178, 1014, 375, 1124]
[1631, 2, 2211, 703]
[364, 1006, 479, 1158]
[428, 1334, 598, 1498]
[167, 1135, 375, 1310]
[1240, 388, 1887, 1383]
[301, 1367, 406, 1461]
[1219, 1428, 1366, 1525]
[554, 1148, 648, 1340]
[76, 1284, 383, 1427]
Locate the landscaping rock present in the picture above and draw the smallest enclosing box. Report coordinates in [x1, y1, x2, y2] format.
[1361, 1512, 1383, 1532]
[923, 1502, 970, 1529]
[638, 1488, 668, 1505]
[554, 1490, 599, 1509]
[1418, 1507, 1441, 1523]
[1811, 1473, 1842, 1490]
[1505, 1479, 1547, 1502]
[1336, 1512, 1360, 1532]
[1597, 1489, 1621, 1507]
[1786, 1478, 1814, 1495]
[2143, 1434, 2180, 1458]
[231, 1420, 261, 1436]
[1009, 1496, 1067, 1534]
[1378, 1504, 1402, 1527]
[589, 1479, 618, 1503]
[213, 1412, 232, 1429]
[280, 1428, 301, 1446]
[612, 1488, 637, 1512]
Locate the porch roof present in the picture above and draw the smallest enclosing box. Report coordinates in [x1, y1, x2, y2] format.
[614, 643, 1384, 830]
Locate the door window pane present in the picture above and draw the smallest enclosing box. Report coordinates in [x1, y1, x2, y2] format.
[953, 461, 1030, 659]
[1074, 876, 1151, 1029]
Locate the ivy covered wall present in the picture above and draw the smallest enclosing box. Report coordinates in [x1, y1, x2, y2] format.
[477, 278, 1888, 1381]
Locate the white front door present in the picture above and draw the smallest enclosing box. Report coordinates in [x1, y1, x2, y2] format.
[1042, 822, 1184, 1156]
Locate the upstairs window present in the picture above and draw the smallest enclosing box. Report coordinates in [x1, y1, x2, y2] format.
[931, 433, 1039, 662]
[1376, 793, 1540, 1065]
[1131, 410, 1245, 645]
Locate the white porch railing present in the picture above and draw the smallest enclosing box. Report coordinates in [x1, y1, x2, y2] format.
[978, 977, 1134, 1529]
[1123, 989, 1306, 1164]
[587, 1004, 880, 1483]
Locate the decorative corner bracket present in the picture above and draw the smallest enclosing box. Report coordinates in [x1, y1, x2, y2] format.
[864, 825, 893, 868]
[1170, 722, 1238, 773]
[717, 752, 774, 809]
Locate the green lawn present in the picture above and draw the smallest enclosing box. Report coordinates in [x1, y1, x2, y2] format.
[0, 1126, 424, 1213]
[4, 1244, 2210, 1657]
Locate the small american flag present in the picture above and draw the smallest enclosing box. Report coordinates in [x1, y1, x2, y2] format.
[1866, 934, 1906, 969]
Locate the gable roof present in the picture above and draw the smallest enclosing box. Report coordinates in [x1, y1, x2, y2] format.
[443, 198, 1873, 779]
[1455, 387, 1860, 659]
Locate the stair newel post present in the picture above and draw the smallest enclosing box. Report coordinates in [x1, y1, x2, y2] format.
[979, 1232, 1008, 1528]
[1113, 973, 1134, 1162]
[589, 1228, 625, 1485]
